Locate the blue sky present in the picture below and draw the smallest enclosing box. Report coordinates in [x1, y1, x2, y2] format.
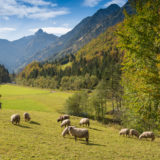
[0, 0, 127, 41]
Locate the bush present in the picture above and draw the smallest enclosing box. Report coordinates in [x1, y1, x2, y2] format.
[65, 92, 88, 116]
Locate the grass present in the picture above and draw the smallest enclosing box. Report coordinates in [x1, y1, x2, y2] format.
[0, 84, 160, 160]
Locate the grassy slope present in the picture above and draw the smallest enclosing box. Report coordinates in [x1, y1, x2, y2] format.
[0, 84, 160, 160]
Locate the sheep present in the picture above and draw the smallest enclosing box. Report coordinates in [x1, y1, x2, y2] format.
[61, 119, 71, 128]
[79, 118, 90, 127]
[139, 131, 155, 141]
[68, 126, 89, 144]
[119, 128, 129, 136]
[57, 115, 70, 122]
[129, 129, 139, 138]
[62, 126, 75, 137]
[11, 114, 20, 125]
[24, 112, 31, 122]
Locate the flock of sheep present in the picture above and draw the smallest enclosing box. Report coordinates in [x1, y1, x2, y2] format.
[119, 128, 155, 141]
[57, 115, 90, 144]
[10, 113, 155, 144]
[11, 112, 31, 124]
[58, 115, 156, 144]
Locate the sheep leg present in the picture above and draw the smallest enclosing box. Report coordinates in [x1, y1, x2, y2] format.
[75, 136, 77, 142]
[86, 138, 89, 144]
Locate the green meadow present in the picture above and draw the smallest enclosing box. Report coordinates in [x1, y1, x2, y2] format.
[0, 84, 160, 160]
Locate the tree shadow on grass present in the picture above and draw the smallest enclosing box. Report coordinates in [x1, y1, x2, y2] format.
[29, 121, 40, 125]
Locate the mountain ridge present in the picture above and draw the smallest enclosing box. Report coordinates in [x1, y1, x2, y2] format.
[0, 1, 133, 72]
[28, 1, 133, 64]
[0, 29, 58, 72]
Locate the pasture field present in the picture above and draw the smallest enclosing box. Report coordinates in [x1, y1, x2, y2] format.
[0, 84, 160, 160]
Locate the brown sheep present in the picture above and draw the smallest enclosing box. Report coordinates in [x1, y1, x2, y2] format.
[129, 129, 139, 138]
[68, 126, 89, 144]
[79, 118, 90, 127]
[24, 112, 31, 122]
[11, 114, 20, 125]
[57, 115, 70, 122]
[139, 131, 155, 141]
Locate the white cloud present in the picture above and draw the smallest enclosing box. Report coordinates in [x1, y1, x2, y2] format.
[104, 0, 127, 7]
[62, 23, 69, 27]
[28, 10, 69, 20]
[29, 27, 72, 36]
[0, 27, 16, 33]
[83, 0, 102, 7]
[21, 0, 56, 6]
[52, 21, 56, 25]
[2, 16, 9, 20]
[0, 0, 69, 20]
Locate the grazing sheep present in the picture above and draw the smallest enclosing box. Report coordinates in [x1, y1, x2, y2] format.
[139, 131, 155, 141]
[68, 126, 89, 144]
[79, 118, 90, 127]
[57, 115, 70, 122]
[62, 126, 75, 137]
[119, 128, 129, 136]
[61, 119, 71, 128]
[11, 114, 20, 125]
[129, 129, 139, 138]
[24, 112, 31, 122]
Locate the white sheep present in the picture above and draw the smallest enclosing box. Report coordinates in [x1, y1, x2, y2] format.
[24, 112, 31, 122]
[139, 131, 155, 141]
[79, 118, 90, 127]
[129, 129, 139, 138]
[57, 115, 70, 122]
[62, 126, 75, 137]
[119, 128, 129, 136]
[68, 126, 89, 144]
[11, 114, 20, 125]
[61, 119, 71, 128]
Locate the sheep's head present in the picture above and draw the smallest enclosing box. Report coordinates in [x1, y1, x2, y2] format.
[57, 117, 62, 122]
[119, 132, 122, 135]
[68, 126, 73, 132]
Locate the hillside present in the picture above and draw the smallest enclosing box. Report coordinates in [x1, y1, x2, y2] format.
[18, 23, 122, 91]
[75, 25, 119, 61]
[0, 84, 159, 160]
[0, 29, 58, 72]
[30, 2, 132, 62]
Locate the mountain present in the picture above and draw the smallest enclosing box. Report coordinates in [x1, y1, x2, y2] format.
[0, 1, 134, 72]
[26, 4, 121, 62]
[27, 1, 134, 64]
[18, 24, 122, 90]
[0, 29, 58, 72]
